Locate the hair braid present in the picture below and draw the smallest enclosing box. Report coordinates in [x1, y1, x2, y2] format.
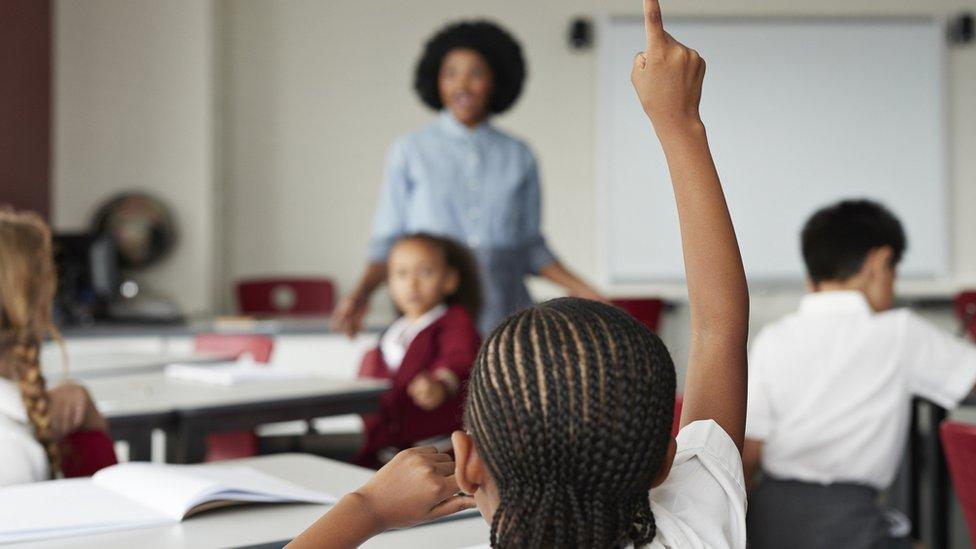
[9, 333, 60, 476]
[0, 210, 64, 478]
[465, 298, 676, 548]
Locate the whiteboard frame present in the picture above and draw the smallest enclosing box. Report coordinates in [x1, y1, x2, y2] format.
[594, 14, 951, 291]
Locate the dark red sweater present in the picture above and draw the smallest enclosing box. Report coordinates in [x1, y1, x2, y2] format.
[353, 304, 480, 468]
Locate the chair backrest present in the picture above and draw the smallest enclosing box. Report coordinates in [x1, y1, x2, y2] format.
[194, 333, 274, 363]
[955, 291, 976, 340]
[236, 277, 336, 316]
[61, 430, 118, 477]
[940, 420, 976, 546]
[611, 298, 665, 333]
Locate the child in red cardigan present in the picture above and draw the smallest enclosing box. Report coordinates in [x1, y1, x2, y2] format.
[353, 233, 482, 468]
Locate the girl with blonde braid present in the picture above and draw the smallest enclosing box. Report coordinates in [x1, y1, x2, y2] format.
[0, 210, 108, 486]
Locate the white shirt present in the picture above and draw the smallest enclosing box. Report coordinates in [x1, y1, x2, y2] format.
[379, 304, 448, 371]
[746, 291, 976, 489]
[0, 378, 48, 486]
[461, 420, 747, 549]
[644, 420, 747, 549]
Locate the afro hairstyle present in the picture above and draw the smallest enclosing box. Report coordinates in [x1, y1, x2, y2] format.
[414, 20, 526, 115]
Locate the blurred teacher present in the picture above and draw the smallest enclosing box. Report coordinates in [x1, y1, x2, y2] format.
[332, 20, 603, 335]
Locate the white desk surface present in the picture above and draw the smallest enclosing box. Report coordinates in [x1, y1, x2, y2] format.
[43, 352, 234, 381]
[88, 373, 389, 418]
[6, 453, 490, 549]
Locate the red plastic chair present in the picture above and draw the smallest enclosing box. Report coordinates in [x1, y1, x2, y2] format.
[61, 430, 118, 477]
[940, 421, 976, 546]
[955, 292, 976, 340]
[236, 278, 336, 316]
[612, 298, 665, 333]
[194, 334, 275, 462]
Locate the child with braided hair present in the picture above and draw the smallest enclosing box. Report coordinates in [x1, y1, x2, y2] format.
[290, 0, 749, 546]
[0, 210, 108, 486]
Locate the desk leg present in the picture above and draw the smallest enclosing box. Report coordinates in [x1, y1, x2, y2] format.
[907, 399, 920, 541]
[168, 423, 208, 464]
[927, 404, 949, 549]
[110, 424, 152, 462]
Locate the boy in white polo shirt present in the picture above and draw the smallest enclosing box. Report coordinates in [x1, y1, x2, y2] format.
[744, 199, 976, 549]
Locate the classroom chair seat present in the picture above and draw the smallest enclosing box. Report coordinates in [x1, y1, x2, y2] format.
[611, 298, 665, 333]
[194, 334, 275, 462]
[940, 420, 976, 546]
[954, 291, 976, 340]
[237, 277, 336, 316]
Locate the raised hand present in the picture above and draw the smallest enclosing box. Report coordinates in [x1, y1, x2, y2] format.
[630, 0, 706, 133]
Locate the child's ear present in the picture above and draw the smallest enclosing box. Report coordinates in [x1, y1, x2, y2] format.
[866, 246, 894, 277]
[650, 437, 678, 488]
[452, 430, 485, 495]
[442, 268, 460, 296]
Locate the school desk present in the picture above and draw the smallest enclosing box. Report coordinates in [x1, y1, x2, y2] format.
[3, 453, 489, 549]
[86, 373, 388, 462]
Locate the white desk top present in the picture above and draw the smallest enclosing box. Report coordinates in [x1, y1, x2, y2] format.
[5, 454, 489, 549]
[43, 352, 233, 381]
[88, 373, 389, 418]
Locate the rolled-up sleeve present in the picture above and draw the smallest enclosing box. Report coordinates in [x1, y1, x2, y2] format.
[522, 149, 557, 274]
[368, 140, 411, 262]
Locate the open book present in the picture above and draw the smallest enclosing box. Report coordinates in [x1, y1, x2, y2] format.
[0, 462, 336, 543]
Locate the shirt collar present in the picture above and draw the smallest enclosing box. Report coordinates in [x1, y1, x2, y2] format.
[438, 110, 491, 141]
[798, 290, 873, 316]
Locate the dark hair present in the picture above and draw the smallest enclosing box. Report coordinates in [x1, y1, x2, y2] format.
[464, 298, 676, 548]
[801, 199, 907, 284]
[414, 20, 526, 115]
[393, 233, 482, 321]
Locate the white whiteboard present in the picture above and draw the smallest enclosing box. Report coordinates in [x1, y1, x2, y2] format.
[598, 17, 947, 283]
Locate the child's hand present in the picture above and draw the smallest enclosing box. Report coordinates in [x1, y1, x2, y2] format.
[48, 382, 107, 438]
[352, 446, 475, 530]
[631, 0, 706, 133]
[407, 373, 448, 410]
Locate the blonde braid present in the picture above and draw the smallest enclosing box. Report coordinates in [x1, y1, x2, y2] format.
[0, 210, 63, 478]
[11, 334, 60, 477]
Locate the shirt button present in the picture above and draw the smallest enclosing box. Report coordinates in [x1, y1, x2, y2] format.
[468, 179, 479, 190]
[467, 235, 481, 248]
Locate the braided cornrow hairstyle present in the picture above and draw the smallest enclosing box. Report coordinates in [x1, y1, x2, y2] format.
[0, 210, 62, 477]
[465, 297, 676, 548]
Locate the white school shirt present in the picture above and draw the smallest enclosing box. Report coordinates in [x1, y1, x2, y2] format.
[461, 420, 747, 549]
[379, 304, 448, 371]
[0, 377, 48, 486]
[745, 290, 976, 489]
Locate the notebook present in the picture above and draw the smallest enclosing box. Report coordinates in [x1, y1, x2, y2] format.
[0, 462, 336, 543]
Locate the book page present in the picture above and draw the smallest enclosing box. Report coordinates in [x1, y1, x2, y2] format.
[94, 463, 336, 520]
[0, 478, 169, 543]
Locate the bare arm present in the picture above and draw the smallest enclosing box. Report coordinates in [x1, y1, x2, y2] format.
[631, 0, 749, 451]
[330, 261, 386, 337]
[287, 448, 473, 549]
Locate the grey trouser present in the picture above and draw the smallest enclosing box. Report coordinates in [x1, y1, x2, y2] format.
[747, 476, 912, 549]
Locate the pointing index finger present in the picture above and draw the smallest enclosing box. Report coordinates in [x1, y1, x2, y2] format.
[643, 0, 666, 49]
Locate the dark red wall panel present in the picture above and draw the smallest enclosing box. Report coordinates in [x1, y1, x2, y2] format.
[0, 0, 51, 219]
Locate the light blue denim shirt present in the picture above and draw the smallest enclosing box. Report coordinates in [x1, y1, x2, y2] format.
[369, 111, 556, 332]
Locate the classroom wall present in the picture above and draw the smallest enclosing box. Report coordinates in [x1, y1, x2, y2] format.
[220, 0, 976, 321]
[53, 0, 217, 316]
[0, 0, 51, 219]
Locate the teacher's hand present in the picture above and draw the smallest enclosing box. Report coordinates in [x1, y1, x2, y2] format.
[331, 292, 370, 337]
